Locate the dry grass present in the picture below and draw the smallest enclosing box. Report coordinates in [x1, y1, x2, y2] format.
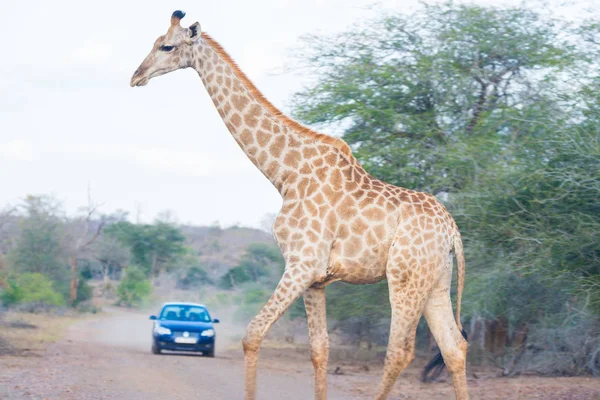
[0, 312, 82, 355]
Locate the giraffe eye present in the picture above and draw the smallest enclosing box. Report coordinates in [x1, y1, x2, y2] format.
[159, 45, 175, 52]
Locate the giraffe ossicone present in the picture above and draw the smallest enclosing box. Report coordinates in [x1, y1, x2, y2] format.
[131, 10, 469, 400]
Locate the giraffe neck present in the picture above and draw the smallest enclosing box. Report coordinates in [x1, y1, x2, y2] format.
[191, 33, 356, 196]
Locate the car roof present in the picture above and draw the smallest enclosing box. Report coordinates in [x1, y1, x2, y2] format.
[161, 302, 207, 308]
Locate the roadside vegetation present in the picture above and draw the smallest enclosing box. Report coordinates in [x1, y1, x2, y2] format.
[0, 311, 80, 356]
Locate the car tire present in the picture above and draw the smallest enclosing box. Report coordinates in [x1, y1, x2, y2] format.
[152, 342, 162, 355]
[204, 348, 215, 358]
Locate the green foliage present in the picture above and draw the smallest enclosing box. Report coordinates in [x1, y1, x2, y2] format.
[105, 221, 186, 279]
[176, 264, 212, 289]
[219, 243, 284, 289]
[325, 282, 391, 345]
[219, 265, 251, 289]
[75, 301, 101, 314]
[75, 273, 93, 306]
[292, 3, 574, 193]
[233, 286, 273, 321]
[210, 292, 233, 308]
[1, 277, 24, 306]
[1, 273, 64, 307]
[116, 267, 152, 307]
[245, 243, 285, 264]
[7, 196, 69, 296]
[169, 250, 214, 289]
[93, 235, 129, 281]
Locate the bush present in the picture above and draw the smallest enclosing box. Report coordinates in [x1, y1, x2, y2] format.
[1, 273, 64, 307]
[1, 278, 24, 306]
[75, 274, 93, 306]
[75, 301, 101, 314]
[233, 286, 272, 321]
[219, 266, 251, 289]
[175, 265, 212, 289]
[116, 267, 152, 307]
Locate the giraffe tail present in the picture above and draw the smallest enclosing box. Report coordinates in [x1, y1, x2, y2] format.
[453, 233, 465, 332]
[421, 233, 468, 383]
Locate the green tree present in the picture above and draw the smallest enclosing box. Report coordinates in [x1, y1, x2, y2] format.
[7, 195, 69, 297]
[1, 273, 64, 307]
[93, 235, 130, 283]
[292, 3, 572, 194]
[116, 267, 152, 307]
[105, 221, 186, 280]
[174, 252, 213, 289]
[219, 243, 284, 289]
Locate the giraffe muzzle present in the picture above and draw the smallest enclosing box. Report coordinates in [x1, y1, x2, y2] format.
[130, 70, 148, 87]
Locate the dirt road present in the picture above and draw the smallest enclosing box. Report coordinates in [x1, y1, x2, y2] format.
[0, 309, 355, 400]
[1, 309, 599, 399]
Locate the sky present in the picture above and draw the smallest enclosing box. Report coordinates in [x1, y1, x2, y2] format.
[0, 0, 596, 228]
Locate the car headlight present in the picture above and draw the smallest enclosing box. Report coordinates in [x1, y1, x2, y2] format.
[154, 325, 172, 335]
[200, 329, 215, 337]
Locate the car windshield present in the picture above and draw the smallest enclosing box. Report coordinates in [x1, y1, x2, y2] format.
[159, 305, 211, 322]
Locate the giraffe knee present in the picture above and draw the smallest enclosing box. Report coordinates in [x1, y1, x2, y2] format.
[386, 343, 415, 368]
[242, 322, 263, 354]
[310, 340, 329, 369]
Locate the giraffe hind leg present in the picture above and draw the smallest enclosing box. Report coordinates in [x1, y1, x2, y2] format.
[373, 258, 440, 399]
[373, 308, 419, 400]
[423, 259, 469, 399]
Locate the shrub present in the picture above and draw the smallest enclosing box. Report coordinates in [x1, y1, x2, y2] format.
[175, 265, 212, 289]
[75, 301, 101, 314]
[1, 273, 64, 307]
[75, 274, 93, 306]
[1, 278, 24, 306]
[116, 267, 152, 307]
[234, 286, 272, 321]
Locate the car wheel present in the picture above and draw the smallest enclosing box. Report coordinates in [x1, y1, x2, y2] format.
[204, 349, 215, 358]
[152, 342, 161, 355]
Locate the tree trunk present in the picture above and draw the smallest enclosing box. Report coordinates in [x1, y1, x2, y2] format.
[103, 264, 110, 284]
[504, 323, 529, 376]
[151, 253, 159, 286]
[69, 255, 78, 306]
[467, 79, 489, 134]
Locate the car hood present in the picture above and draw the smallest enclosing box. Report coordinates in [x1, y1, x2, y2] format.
[157, 320, 213, 331]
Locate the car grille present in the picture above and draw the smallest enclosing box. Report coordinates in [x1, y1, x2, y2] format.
[172, 331, 200, 339]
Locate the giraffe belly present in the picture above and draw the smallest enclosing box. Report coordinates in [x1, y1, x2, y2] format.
[327, 243, 390, 285]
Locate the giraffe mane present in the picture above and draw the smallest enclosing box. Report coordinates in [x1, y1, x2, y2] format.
[201, 32, 353, 158]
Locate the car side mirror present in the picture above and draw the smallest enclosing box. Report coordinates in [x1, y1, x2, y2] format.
[149, 315, 157, 320]
[213, 318, 220, 323]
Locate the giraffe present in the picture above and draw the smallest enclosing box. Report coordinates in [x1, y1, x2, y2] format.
[130, 11, 469, 400]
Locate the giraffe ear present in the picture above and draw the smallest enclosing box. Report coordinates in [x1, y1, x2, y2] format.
[186, 22, 201, 44]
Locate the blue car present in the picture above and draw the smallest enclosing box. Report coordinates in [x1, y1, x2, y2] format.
[149, 302, 219, 357]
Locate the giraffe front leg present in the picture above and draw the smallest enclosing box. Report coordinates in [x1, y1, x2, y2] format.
[304, 286, 329, 400]
[242, 264, 317, 400]
[373, 309, 418, 400]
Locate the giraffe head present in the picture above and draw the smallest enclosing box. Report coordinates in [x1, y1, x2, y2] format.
[130, 10, 201, 87]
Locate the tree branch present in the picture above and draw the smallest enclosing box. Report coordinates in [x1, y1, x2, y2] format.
[81, 219, 106, 250]
[467, 77, 489, 134]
